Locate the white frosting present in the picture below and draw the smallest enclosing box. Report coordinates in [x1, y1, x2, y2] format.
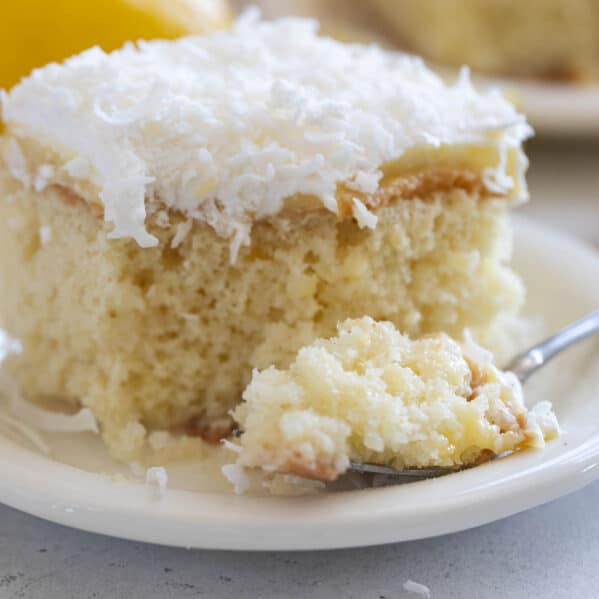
[1, 11, 531, 254]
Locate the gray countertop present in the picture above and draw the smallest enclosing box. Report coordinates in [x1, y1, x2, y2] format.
[1, 482, 599, 599]
[1, 141, 598, 599]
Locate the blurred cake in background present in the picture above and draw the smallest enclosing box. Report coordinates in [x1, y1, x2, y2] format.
[1, 0, 232, 89]
[371, 0, 599, 81]
[369, 0, 599, 82]
[231, 0, 388, 43]
[241, 0, 599, 82]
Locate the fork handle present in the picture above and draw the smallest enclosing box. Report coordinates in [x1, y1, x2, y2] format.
[506, 309, 599, 384]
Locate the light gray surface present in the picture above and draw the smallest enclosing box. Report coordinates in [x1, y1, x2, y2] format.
[0, 143, 597, 599]
[1, 482, 599, 599]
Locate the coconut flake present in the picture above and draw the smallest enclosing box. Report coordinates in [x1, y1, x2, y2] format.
[63, 156, 93, 179]
[154, 210, 170, 228]
[170, 220, 193, 249]
[146, 466, 168, 499]
[221, 438, 242, 454]
[482, 144, 515, 194]
[33, 165, 55, 192]
[5, 138, 30, 188]
[351, 197, 378, 229]
[222, 463, 250, 495]
[39, 225, 52, 245]
[0, 329, 22, 362]
[530, 401, 560, 441]
[403, 579, 431, 597]
[461, 329, 494, 365]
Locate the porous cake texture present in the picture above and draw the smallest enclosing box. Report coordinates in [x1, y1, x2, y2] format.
[0, 15, 531, 460]
[232, 317, 559, 481]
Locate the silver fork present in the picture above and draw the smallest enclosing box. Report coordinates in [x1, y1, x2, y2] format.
[349, 309, 599, 480]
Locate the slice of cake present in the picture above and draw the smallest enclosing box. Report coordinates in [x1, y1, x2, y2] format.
[0, 13, 531, 461]
[231, 317, 559, 482]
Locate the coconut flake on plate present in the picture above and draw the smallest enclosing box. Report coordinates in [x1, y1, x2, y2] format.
[146, 466, 168, 499]
[221, 463, 250, 495]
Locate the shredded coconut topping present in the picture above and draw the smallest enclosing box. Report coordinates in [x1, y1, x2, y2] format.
[1, 11, 531, 254]
[351, 197, 378, 229]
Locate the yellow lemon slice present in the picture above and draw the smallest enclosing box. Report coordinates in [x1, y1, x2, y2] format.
[1, 0, 232, 89]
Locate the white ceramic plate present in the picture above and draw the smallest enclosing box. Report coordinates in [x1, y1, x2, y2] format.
[0, 217, 598, 550]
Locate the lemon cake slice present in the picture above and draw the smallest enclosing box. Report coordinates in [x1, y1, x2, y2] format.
[0, 14, 531, 461]
[232, 317, 559, 482]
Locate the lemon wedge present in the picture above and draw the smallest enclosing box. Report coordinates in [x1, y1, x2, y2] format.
[1, 0, 232, 89]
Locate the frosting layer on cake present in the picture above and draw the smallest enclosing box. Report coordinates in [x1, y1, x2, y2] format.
[1, 11, 532, 253]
